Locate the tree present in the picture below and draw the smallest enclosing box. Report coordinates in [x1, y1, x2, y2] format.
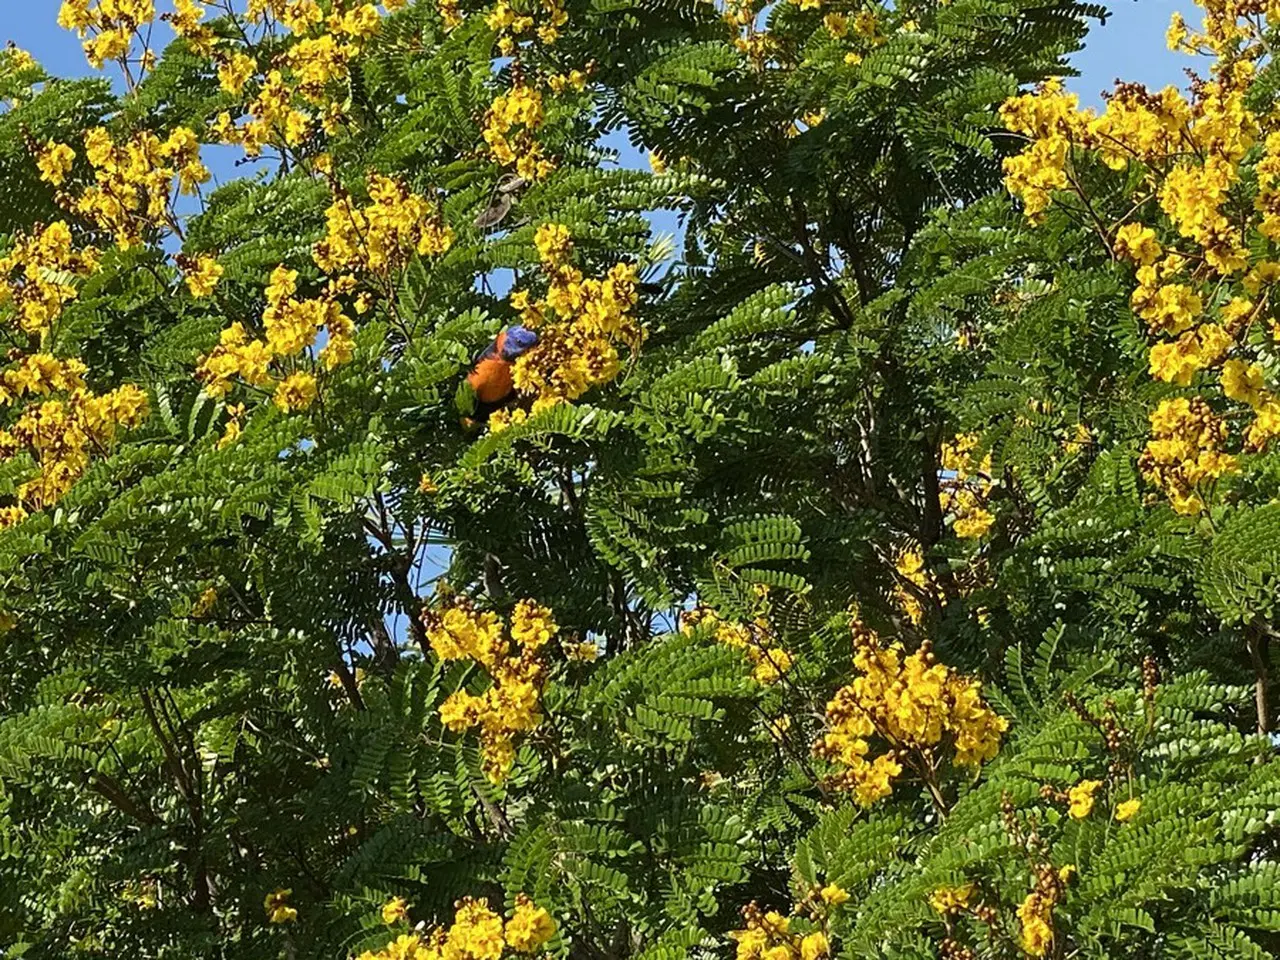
[0, 0, 1275, 958]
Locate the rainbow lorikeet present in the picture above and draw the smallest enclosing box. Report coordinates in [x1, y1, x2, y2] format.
[456, 325, 540, 425]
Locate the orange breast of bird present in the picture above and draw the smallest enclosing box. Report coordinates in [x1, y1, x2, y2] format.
[468, 356, 514, 404]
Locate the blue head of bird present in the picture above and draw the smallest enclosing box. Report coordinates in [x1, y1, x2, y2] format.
[501, 325, 540, 361]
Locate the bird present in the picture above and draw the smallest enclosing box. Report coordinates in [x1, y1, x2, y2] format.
[458, 325, 540, 424]
[473, 174, 528, 231]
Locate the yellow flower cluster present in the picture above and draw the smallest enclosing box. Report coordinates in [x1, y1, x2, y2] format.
[0, 221, 99, 334]
[999, 1, 1280, 513]
[1223, 356, 1280, 450]
[1138, 397, 1237, 515]
[1002, 67, 1253, 261]
[218, 403, 247, 449]
[928, 883, 975, 915]
[486, 0, 569, 54]
[722, 0, 781, 67]
[437, 0, 464, 30]
[422, 598, 556, 781]
[483, 84, 555, 182]
[36, 142, 75, 186]
[275, 370, 319, 412]
[382, 897, 410, 925]
[0, 381, 149, 509]
[356, 895, 554, 960]
[816, 7, 884, 68]
[264, 887, 298, 924]
[815, 621, 1007, 805]
[57, 0, 154, 71]
[1016, 863, 1072, 957]
[313, 173, 454, 276]
[546, 69, 589, 95]
[169, 0, 217, 56]
[728, 887, 846, 960]
[214, 68, 311, 157]
[1017, 891, 1053, 957]
[196, 266, 357, 411]
[204, 2, 405, 158]
[1115, 797, 1142, 822]
[0, 354, 88, 404]
[0, 218, 148, 514]
[181, 254, 224, 299]
[0, 506, 29, 531]
[940, 433, 995, 539]
[192, 585, 218, 618]
[0, 45, 37, 83]
[1066, 778, 1101, 819]
[1054, 778, 1140, 822]
[35, 126, 209, 248]
[892, 543, 931, 625]
[679, 606, 794, 685]
[501, 224, 641, 413]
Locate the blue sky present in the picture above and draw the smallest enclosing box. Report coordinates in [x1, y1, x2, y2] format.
[7, 1, 1199, 103]
[1072, 0, 1198, 103]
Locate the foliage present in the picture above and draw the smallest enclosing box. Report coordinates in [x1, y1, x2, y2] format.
[0, 0, 1274, 958]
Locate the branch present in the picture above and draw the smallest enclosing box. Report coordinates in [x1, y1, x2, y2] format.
[1246, 622, 1271, 738]
[89, 771, 161, 826]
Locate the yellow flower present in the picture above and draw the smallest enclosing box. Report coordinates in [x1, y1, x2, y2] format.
[1067, 779, 1103, 819]
[192, 586, 218, 617]
[1115, 798, 1141, 822]
[58, 0, 95, 33]
[1017, 892, 1053, 957]
[1113, 223, 1161, 266]
[928, 883, 975, 915]
[510, 599, 558, 651]
[423, 600, 555, 781]
[953, 503, 994, 539]
[488, 406, 528, 433]
[36, 142, 76, 186]
[264, 888, 297, 924]
[333, 2, 382, 39]
[819, 884, 849, 906]
[1140, 396, 1238, 513]
[800, 932, 829, 960]
[218, 51, 256, 95]
[381, 896, 409, 924]
[534, 222, 573, 264]
[1222, 359, 1266, 407]
[504, 895, 556, 952]
[184, 255, 223, 298]
[446, 898, 505, 960]
[563, 639, 600, 662]
[893, 544, 930, 624]
[751, 647, 791, 684]
[0, 506, 29, 529]
[852, 10, 878, 36]
[313, 173, 453, 276]
[274, 371, 318, 413]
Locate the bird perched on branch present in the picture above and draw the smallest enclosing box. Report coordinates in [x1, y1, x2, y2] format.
[457, 325, 540, 426]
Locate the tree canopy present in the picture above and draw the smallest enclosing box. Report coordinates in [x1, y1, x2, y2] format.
[0, 0, 1277, 958]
